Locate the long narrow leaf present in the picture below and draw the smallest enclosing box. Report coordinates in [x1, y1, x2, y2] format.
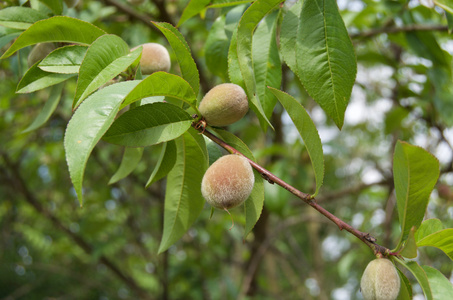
[396, 268, 413, 300]
[108, 147, 144, 184]
[22, 83, 64, 133]
[120, 72, 197, 110]
[415, 218, 444, 242]
[39, 45, 87, 74]
[158, 129, 208, 253]
[177, 0, 210, 27]
[0, 7, 47, 30]
[297, 0, 357, 129]
[64, 81, 141, 206]
[17, 62, 74, 93]
[252, 11, 281, 119]
[1, 16, 106, 59]
[435, 0, 453, 14]
[280, 0, 302, 73]
[73, 35, 141, 108]
[417, 229, 453, 262]
[205, 16, 229, 81]
[393, 141, 440, 250]
[269, 88, 324, 196]
[145, 140, 177, 188]
[152, 22, 200, 96]
[423, 265, 453, 299]
[236, 0, 281, 130]
[395, 258, 433, 300]
[103, 102, 193, 147]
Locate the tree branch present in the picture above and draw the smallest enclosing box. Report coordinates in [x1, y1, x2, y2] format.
[193, 125, 398, 258]
[351, 24, 448, 39]
[0, 152, 153, 300]
[102, 0, 156, 29]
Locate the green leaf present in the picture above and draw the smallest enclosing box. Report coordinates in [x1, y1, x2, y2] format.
[422, 265, 453, 300]
[384, 106, 410, 135]
[297, 0, 357, 129]
[205, 138, 223, 165]
[393, 141, 440, 250]
[120, 72, 197, 110]
[236, 0, 280, 130]
[39, 45, 87, 74]
[280, 0, 302, 73]
[428, 67, 453, 127]
[108, 147, 144, 184]
[1, 16, 106, 59]
[73, 35, 141, 108]
[224, 2, 249, 87]
[396, 268, 413, 300]
[177, 0, 252, 26]
[145, 140, 177, 188]
[17, 62, 74, 93]
[177, 0, 210, 27]
[213, 128, 264, 238]
[400, 226, 418, 259]
[415, 218, 444, 242]
[0, 7, 47, 30]
[225, 4, 247, 39]
[0, 27, 22, 49]
[446, 12, 453, 33]
[228, 28, 245, 89]
[405, 30, 450, 69]
[395, 259, 433, 300]
[103, 102, 193, 147]
[39, 0, 63, 15]
[152, 22, 200, 96]
[209, 0, 253, 8]
[252, 11, 281, 119]
[205, 16, 229, 81]
[22, 83, 64, 133]
[269, 88, 324, 197]
[417, 229, 453, 262]
[434, 0, 453, 15]
[158, 128, 208, 253]
[64, 80, 141, 206]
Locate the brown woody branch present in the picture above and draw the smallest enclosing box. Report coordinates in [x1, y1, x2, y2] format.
[193, 124, 397, 257]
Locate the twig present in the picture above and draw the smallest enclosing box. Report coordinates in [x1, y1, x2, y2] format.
[314, 180, 388, 203]
[0, 152, 153, 300]
[102, 0, 156, 29]
[193, 125, 397, 257]
[238, 215, 330, 299]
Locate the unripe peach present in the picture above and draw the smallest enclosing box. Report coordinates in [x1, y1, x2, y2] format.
[27, 43, 56, 67]
[201, 154, 254, 209]
[132, 43, 171, 75]
[360, 258, 400, 300]
[198, 83, 248, 127]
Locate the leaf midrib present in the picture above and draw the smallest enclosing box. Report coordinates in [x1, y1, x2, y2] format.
[320, 0, 340, 123]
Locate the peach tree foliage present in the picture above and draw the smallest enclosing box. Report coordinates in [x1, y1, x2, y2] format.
[1, 0, 453, 299]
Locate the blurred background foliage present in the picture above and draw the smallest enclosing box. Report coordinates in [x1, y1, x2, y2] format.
[1, 0, 453, 299]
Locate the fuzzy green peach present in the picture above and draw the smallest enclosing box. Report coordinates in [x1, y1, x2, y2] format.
[198, 83, 248, 127]
[132, 43, 171, 75]
[201, 154, 254, 209]
[360, 258, 400, 300]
